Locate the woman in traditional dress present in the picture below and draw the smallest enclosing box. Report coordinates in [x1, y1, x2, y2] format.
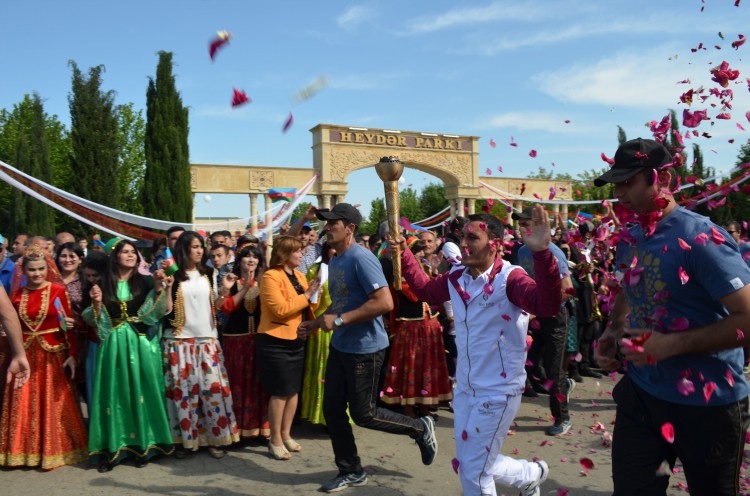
[257, 236, 320, 460]
[300, 242, 335, 425]
[80, 251, 108, 407]
[216, 244, 269, 439]
[83, 239, 174, 472]
[0, 244, 88, 470]
[382, 240, 452, 418]
[162, 231, 239, 459]
[55, 242, 87, 399]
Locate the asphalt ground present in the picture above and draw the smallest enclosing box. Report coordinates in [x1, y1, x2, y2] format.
[2, 373, 719, 495]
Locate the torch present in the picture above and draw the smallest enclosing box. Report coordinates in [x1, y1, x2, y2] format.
[375, 156, 405, 290]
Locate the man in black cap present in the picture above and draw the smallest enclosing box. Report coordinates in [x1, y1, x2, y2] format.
[513, 206, 576, 436]
[298, 202, 438, 493]
[595, 138, 750, 495]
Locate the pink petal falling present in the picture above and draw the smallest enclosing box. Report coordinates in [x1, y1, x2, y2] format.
[703, 381, 717, 402]
[661, 422, 675, 444]
[678, 267, 689, 285]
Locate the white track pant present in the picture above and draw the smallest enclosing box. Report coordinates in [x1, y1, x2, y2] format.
[453, 390, 542, 496]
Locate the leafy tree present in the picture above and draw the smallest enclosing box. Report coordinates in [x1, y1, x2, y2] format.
[69, 61, 120, 215]
[418, 182, 449, 219]
[116, 103, 146, 215]
[0, 94, 70, 236]
[399, 187, 423, 224]
[142, 51, 191, 222]
[360, 197, 386, 236]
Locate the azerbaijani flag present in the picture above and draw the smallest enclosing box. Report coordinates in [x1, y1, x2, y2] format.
[93, 234, 105, 247]
[375, 242, 388, 259]
[268, 188, 296, 202]
[164, 247, 179, 276]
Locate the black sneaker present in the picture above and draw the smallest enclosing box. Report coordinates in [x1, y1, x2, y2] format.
[580, 367, 603, 379]
[416, 416, 438, 465]
[320, 471, 368, 493]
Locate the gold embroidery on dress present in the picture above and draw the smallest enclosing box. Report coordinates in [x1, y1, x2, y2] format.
[19, 285, 50, 333]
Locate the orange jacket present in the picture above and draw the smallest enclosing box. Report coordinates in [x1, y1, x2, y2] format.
[258, 267, 315, 340]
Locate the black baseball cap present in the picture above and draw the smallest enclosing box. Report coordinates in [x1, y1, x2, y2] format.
[594, 138, 673, 187]
[511, 206, 534, 221]
[315, 203, 362, 226]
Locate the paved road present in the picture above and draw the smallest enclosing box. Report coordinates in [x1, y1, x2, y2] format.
[2, 375, 700, 495]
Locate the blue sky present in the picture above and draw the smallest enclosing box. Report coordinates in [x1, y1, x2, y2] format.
[1, 0, 749, 222]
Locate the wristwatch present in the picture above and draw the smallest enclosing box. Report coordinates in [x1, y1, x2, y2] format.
[334, 315, 344, 328]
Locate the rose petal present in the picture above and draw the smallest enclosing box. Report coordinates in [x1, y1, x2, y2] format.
[678, 267, 689, 285]
[579, 457, 595, 470]
[703, 381, 717, 402]
[661, 422, 675, 444]
[451, 457, 460, 473]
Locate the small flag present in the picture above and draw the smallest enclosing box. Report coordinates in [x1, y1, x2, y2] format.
[164, 247, 179, 276]
[268, 188, 296, 202]
[54, 297, 67, 331]
[92, 234, 105, 247]
[376, 242, 388, 259]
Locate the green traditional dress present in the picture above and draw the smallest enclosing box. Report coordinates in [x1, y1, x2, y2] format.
[300, 262, 333, 425]
[83, 280, 174, 464]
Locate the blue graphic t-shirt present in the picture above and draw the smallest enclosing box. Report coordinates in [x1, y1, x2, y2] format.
[328, 243, 389, 354]
[616, 206, 750, 406]
[517, 243, 569, 280]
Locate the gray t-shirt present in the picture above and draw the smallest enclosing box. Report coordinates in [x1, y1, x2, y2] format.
[328, 243, 389, 354]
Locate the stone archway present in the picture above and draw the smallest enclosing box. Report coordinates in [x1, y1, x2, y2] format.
[311, 124, 483, 217]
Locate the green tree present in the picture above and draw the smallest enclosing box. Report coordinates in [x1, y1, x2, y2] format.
[142, 51, 191, 222]
[10, 135, 30, 235]
[617, 126, 628, 145]
[418, 182, 449, 219]
[360, 197, 386, 236]
[69, 61, 120, 215]
[399, 187, 423, 225]
[0, 94, 70, 235]
[116, 103, 146, 215]
[25, 95, 55, 235]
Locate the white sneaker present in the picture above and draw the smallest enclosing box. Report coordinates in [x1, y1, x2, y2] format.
[521, 460, 549, 496]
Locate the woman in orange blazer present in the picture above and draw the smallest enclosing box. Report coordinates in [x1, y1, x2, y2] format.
[257, 236, 320, 460]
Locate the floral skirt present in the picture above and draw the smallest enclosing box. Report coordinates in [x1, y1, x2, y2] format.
[0, 341, 88, 470]
[300, 329, 333, 425]
[381, 317, 453, 406]
[223, 334, 269, 438]
[162, 338, 240, 449]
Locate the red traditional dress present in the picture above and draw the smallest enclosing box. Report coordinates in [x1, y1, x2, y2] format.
[0, 282, 88, 469]
[220, 278, 270, 438]
[382, 280, 452, 407]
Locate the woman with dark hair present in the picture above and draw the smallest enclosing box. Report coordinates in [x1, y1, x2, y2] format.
[55, 242, 87, 388]
[0, 244, 88, 469]
[381, 239, 452, 418]
[162, 231, 239, 459]
[83, 239, 173, 472]
[216, 244, 269, 439]
[257, 236, 320, 460]
[80, 251, 109, 407]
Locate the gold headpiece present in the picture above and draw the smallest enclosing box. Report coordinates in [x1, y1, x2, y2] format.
[23, 244, 47, 261]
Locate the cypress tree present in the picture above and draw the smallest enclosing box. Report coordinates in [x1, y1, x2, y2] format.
[26, 94, 55, 235]
[142, 51, 191, 222]
[68, 62, 120, 213]
[11, 135, 29, 235]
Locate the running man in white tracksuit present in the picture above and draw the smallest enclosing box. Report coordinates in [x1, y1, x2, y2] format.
[388, 205, 561, 496]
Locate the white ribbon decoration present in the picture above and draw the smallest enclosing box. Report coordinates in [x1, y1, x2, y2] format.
[0, 167, 134, 240]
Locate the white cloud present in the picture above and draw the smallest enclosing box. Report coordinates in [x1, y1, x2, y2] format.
[480, 111, 597, 133]
[403, 1, 541, 34]
[336, 5, 374, 31]
[534, 53, 687, 108]
[328, 72, 409, 91]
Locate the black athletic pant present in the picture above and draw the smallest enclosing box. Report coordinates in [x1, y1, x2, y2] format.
[323, 347, 424, 475]
[529, 306, 570, 422]
[612, 375, 749, 496]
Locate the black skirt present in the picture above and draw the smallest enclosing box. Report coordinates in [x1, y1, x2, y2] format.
[256, 332, 305, 396]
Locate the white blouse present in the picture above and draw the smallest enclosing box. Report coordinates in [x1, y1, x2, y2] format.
[166, 270, 217, 339]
